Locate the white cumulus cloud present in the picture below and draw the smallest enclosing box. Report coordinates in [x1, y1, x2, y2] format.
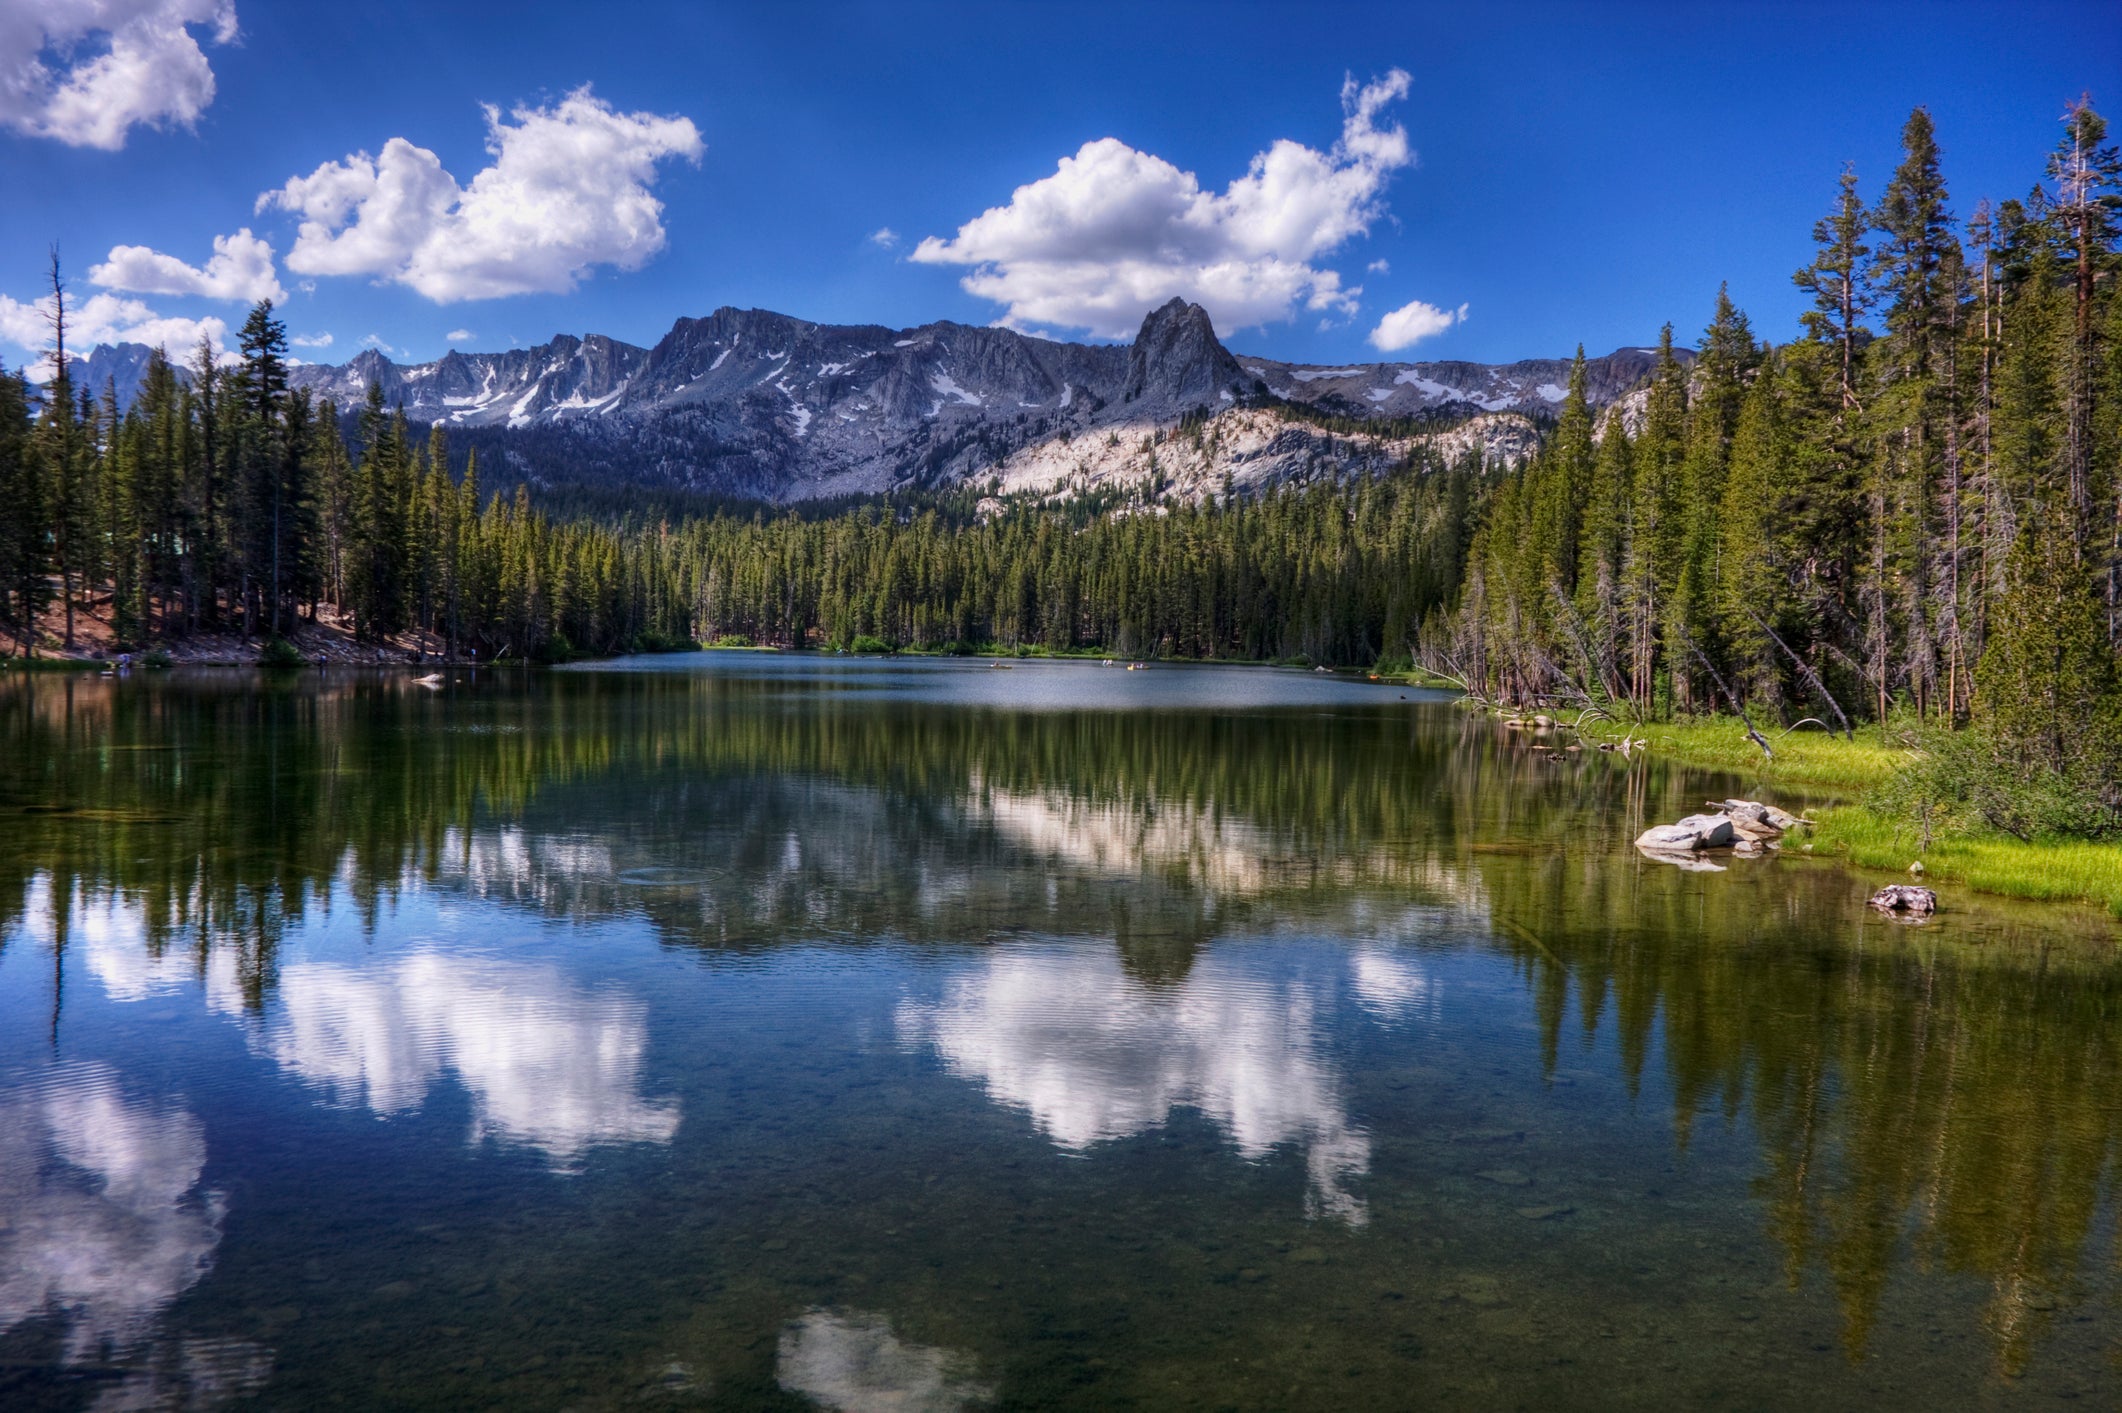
[911, 70, 1413, 338]
[444, 327, 472, 342]
[88, 227, 286, 304]
[289, 331, 332, 348]
[258, 86, 702, 303]
[868, 226, 898, 249]
[0, 0, 237, 150]
[0, 290, 227, 371]
[1369, 298, 1466, 352]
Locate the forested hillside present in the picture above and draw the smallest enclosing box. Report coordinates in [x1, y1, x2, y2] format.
[1451, 102, 2121, 829]
[0, 301, 1484, 667]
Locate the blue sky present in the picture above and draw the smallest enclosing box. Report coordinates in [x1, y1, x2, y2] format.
[2, 1, 2115, 371]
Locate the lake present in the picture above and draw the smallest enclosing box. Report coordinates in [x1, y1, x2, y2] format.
[2, 654, 2116, 1410]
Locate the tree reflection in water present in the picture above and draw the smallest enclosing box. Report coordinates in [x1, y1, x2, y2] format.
[0, 665, 2116, 1376]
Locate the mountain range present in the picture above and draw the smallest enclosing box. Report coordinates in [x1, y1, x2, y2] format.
[66, 301, 1672, 504]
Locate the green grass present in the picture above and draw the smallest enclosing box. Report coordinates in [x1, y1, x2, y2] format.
[1809, 808, 2122, 919]
[1577, 714, 1910, 795]
[1565, 711, 2122, 919]
[1, 655, 112, 672]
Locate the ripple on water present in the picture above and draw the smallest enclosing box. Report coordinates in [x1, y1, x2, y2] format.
[619, 866, 715, 887]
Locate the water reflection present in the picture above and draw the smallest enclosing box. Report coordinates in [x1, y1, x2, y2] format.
[1349, 946, 1437, 1023]
[1483, 848, 2122, 1373]
[264, 953, 680, 1167]
[975, 780, 1284, 896]
[54, 881, 251, 1019]
[88, 1336, 274, 1412]
[899, 947, 1373, 1224]
[776, 1308, 993, 1412]
[1, 666, 2119, 1385]
[0, 1065, 225, 1366]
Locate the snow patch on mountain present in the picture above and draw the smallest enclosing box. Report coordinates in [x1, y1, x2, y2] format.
[931, 372, 983, 407]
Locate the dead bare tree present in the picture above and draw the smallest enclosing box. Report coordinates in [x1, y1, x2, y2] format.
[1742, 605, 1855, 739]
[1678, 626, 1774, 761]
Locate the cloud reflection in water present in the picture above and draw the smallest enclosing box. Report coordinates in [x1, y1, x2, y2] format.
[777, 1308, 993, 1412]
[0, 1065, 228, 1362]
[263, 953, 680, 1168]
[898, 948, 1373, 1223]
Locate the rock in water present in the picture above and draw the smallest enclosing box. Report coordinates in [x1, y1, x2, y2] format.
[1637, 812, 1735, 858]
[1674, 813, 1736, 848]
[1635, 823, 1705, 851]
[1711, 798, 1813, 831]
[1868, 884, 1938, 916]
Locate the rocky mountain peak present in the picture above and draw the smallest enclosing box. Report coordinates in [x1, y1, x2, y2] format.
[1122, 299, 1247, 407]
[54, 303, 1672, 505]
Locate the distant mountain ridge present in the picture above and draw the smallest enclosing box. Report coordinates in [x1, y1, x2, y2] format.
[58, 301, 1675, 503]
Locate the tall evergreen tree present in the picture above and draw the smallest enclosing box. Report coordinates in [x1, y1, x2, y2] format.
[1794, 163, 1874, 412]
[0, 364, 44, 654]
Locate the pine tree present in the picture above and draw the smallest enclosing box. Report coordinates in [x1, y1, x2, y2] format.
[1532, 346, 1594, 602]
[1867, 106, 1962, 717]
[1624, 325, 1688, 714]
[2046, 97, 2121, 532]
[1794, 164, 1874, 412]
[1575, 407, 1632, 700]
[1717, 355, 1787, 705]
[236, 301, 300, 636]
[1668, 287, 1757, 710]
[1976, 500, 2121, 793]
[0, 364, 45, 654]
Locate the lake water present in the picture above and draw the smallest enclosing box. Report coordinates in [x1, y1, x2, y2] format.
[2, 655, 2117, 1410]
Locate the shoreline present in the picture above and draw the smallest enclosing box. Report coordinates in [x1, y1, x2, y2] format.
[1567, 713, 2122, 921]
[15, 643, 2112, 921]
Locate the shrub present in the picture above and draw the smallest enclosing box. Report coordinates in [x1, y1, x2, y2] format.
[1872, 722, 2121, 844]
[848, 634, 892, 654]
[257, 637, 307, 668]
[632, 628, 697, 654]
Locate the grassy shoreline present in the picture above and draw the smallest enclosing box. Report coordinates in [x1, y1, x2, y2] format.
[1572, 713, 2122, 920]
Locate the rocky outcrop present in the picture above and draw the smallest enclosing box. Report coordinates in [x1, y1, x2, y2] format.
[1121, 299, 1248, 408]
[991, 405, 1540, 502]
[1635, 798, 1813, 868]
